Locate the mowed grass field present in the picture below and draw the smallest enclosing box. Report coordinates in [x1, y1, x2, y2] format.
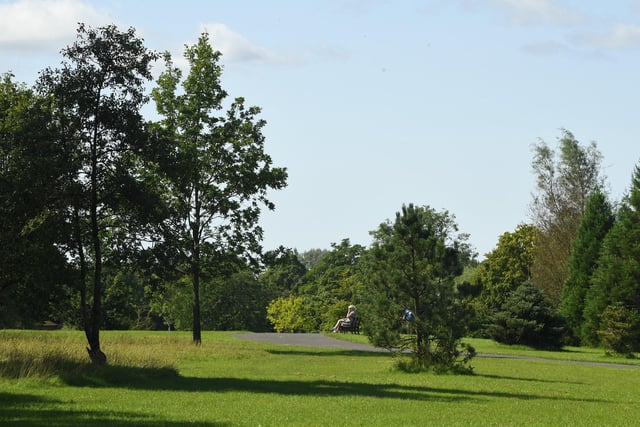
[1, 330, 640, 426]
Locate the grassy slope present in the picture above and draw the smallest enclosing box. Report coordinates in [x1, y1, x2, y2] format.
[1, 330, 639, 426]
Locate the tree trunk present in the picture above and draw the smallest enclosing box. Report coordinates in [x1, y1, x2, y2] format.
[192, 265, 202, 345]
[85, 131, 107, 364]
[191, 191, 202, 345]
[413, 296, 423, 356]
[86, 341, 107, 364]
[74, 207, 89, 333]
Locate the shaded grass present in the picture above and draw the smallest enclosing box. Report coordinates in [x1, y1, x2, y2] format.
[1, 330, 640, 426]
[328, 332, 640, 366]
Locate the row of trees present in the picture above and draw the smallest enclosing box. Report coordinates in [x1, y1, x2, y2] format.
[476, 131, 640, 355]
[2, 23, 640, 370]
[265, 133, 640, 362]
[0, 24, 287, 363]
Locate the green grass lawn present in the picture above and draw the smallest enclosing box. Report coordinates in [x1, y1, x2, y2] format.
[1, 330, 639, 426]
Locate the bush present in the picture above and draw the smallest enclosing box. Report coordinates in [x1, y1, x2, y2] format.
[488, 282, 566, 350]
[266, 296, 316, 332]
[598, 304, 640, 357]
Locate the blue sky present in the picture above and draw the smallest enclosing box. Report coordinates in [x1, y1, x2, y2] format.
[1, 0, 639, 259]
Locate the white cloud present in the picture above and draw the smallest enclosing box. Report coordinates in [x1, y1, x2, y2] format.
[199, 23, 289, 64]
[0, 0, 106, 50]
[488, 0, 584, 26]
[521, 40, 610, 60]
[574, 23, 640, 50]
[521, 40, 570, 55]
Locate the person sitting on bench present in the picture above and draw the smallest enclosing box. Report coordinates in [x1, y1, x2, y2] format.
[331, 304, 356, 332]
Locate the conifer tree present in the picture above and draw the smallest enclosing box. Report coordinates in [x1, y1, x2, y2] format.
[364, 204, 475, 372]
[582, 165, 640, 347]
[561, 188, 614, 345]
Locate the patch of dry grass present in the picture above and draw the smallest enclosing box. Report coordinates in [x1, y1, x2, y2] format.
[0, 330, 181, 379]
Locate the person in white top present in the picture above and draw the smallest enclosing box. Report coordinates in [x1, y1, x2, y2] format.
[331, 304, 356, 332]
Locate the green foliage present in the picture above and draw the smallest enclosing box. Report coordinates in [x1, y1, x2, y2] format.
[295, 239, 366, 330]
[364, 203, 475, 372]
[597, 304, 640, 357]
[0, 73, 74, 328]
[530, 129, 605, 304]
[583, 165, 640, 346]
[103, 270, 152, 330]
[561, 188, 614, 345]
[266, 295, 315, 332]
[147, 277, 192, 331]
[297, 240, 365, 297]
[146, 258, 273, 332]
[297, 248, 329, 270]
[151, 32, 287, 343]
[201, 269, 271, 331]
[488, 282, 566, 350]
[259, 246, 307, 299]
[260, 241, 367, 334]
[34, 23, 160, 363]
[476, 224, 537, 311]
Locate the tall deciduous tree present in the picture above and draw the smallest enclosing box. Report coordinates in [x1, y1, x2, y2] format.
[0, 73, 72, 327]
[151, 33, 287, 344]
[583, 165, 640, 347]
[529, 129, 605, 304]
[561, 188, 614, 345]
[364, 204, 475, 372]
[260, 246, 307, 300]
[298, 248, 329, 270]
[37, 24, 158, 363]
[476, 223, 538, 311]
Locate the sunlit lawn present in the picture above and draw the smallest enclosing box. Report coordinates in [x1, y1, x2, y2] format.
[1, 330, 639, 426]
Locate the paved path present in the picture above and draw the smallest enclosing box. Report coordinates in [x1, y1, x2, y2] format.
[232, 332, 640, 369]
[232, 332, 387, 352]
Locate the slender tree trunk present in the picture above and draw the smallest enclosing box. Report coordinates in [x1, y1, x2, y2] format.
[191, 189, 202, 345]
[414, 295, 423, 356]
[192, 257, 202, 344]
[73, 178, 102, 364]
[73, 206, 90, 337]
[86, 132, 106, 364]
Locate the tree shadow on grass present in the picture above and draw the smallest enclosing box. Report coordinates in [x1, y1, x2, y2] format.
[265, 348, 391, 357]
[474, 373, 585, 385]
[54, 365, 607, 404]
[0, 392, 223, 427]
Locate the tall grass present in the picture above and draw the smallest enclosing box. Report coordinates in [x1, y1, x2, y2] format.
[0, 330, 180, 380]
[0, 330, 87, 379]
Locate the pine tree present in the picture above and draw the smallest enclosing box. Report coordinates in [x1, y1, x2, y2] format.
[364, 204, 476, 373]
[561, 188, 614, 345]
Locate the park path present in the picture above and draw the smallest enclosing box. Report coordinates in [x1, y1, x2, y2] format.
[232, 332, 640, 370]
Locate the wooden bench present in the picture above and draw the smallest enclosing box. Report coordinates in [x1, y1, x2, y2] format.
[339, 316, 361, 334]
[40, 320, 62, 330]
